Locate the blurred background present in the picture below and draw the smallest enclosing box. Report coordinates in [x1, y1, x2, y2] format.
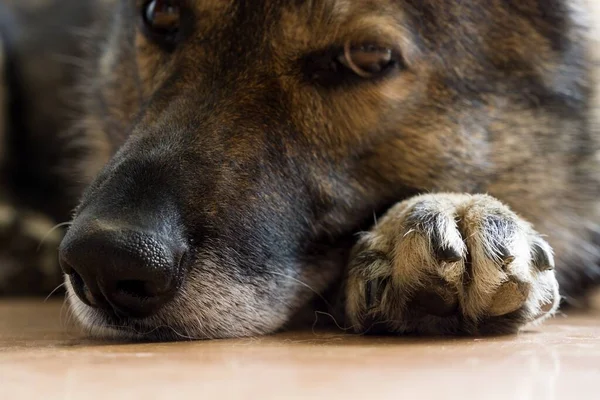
[0, 0, 97, 296]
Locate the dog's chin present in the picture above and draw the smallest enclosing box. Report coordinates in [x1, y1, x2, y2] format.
[65, 292, 289, 341]
[64, 261, 321, 341]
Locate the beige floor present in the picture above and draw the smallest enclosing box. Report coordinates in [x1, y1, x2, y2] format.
[0, 299, 599, 400]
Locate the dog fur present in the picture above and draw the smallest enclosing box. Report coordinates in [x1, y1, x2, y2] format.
[1, 0, 599, 339]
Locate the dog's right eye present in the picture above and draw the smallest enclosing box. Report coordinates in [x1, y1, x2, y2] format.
[337, 44, 395, 78]
[303, 43, 403, 87]
[142, 0, 182, 49]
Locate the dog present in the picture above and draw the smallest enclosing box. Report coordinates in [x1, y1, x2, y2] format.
[1, 0, 599, 340]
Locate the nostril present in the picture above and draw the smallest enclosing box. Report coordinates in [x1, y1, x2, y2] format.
[69, 269, 84, 291]
[59, 222, 186, 318]
[115, 279, 158, 299]
[68, 270, 102, 308]
[110, 278, 174, 318]
[59, 256, 74, 275]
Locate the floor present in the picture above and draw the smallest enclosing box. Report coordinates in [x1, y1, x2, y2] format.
[0, 299, 599, 400]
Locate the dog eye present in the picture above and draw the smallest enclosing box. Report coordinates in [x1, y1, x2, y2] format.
[337, 44, 395, 78]
[142, 0, 181, 45]
[303, 43, 402, 87]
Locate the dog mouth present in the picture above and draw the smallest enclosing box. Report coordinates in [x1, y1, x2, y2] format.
[65, 254, 196, 341]
[61, 192, 408, 341]
[70, 308, 192, 342]
[66, 254, 187, 318]
[64, 239, 355, 341]
[66, 277, 209, 342]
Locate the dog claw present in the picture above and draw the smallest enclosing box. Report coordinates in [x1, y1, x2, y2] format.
[436, 246, 463, 263]
[540, 301, 555, 313]
[501, 255, 516, 267]
[365, 279, 380, 309]
[431, 229, 463, 263]
[532, 241, 554, 271]
[493, 244, 515, 269]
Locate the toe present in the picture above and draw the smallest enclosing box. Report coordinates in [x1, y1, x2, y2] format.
[531, 239, 555, 271]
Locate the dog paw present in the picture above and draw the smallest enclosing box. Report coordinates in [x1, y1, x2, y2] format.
[345, 193, 560, 335]
[0, 199, 64, 295]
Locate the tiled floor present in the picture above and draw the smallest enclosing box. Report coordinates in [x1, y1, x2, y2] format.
[0, 299, 599, 400]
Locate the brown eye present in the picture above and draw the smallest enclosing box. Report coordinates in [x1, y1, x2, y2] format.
[303, 43, 401, 87]
[143, 0, 181, 36]
[338, 43, 396, 78]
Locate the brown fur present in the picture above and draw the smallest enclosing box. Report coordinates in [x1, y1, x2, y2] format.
[1, 0, 599, 339]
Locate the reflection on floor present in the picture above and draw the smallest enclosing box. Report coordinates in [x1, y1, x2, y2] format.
[0, 299, 599, 400]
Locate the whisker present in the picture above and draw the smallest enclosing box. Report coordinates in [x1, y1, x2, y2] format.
[61, 293, 83, 339]
[268, 271, 332, 309]
[59, 293, 69, 328]
[195, 316, 210, 339]
[312, 310, 353, 332]
[167, 325, 196, 341]
[37, 221, 72, 252]
[101, 322, 197, 341]
[44, 282, 66, 302]
[63, 293, 77, 329]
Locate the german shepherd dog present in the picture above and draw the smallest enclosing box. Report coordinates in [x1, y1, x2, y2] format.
[1, 0, 599, 340]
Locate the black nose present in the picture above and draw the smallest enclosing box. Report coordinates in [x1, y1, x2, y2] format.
[59, 221, 186, 318]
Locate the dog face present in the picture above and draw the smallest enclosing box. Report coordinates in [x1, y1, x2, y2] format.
[59, 0, 587, 339]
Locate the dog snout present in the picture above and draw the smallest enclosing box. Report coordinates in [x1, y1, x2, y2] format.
[59, 220, 187, 318]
